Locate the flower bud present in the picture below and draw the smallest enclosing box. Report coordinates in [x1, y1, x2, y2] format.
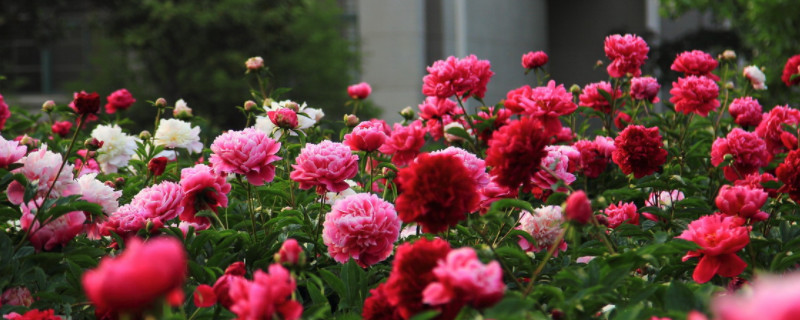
[115, 177, 125, 188]
[154, 98, 167, 108]
[243, 100, 257, 111]
[245, 56, 264, 71]
[284, 101, 300, 112]
[268, 108, 299, 129]
[148, 156, 169, 177]
[444, 121, 465, 143]
[275, 238, 305, 266]
[347, 82, 372, 100]
[84, 137, 104, 151]
[400, 106, 415, 120]
[344, 114, 360, 127]
[722, 50, 737, 61]
[173, 99, 193, 119]
[595, 60, 604, 67]
[139, 130, 152, 140]
[104, 181, 116, 189]
[725, 81, 735, 90]
[569, 84, 582, 94]
[42, 100, 56, 113]
[565, 190, 592, 224]
[262, 98, 273, 107]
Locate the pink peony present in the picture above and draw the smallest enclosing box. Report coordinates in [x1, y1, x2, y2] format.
[715, 185, 768, 222]
[344, 119, 389, 152]
[132, 181, 184, 223]
[430, 147, 489, 188]
[51, 121, 72, 138]
[503, 81, 576, 132]
[522, 51, 549, 69]
[676, 215, 750, 283]
[532, 145, 578, 192]
[210, 127, 282, 186]
[579, 81, 622, 114]
[76, 173, 122, 239]
[755, 105, 800, 155]
[735, 173, 779, 198]
[323, 193, 401, 267]
[669, 76, 720, 116]
[1, 287, 33, 307]
[228, 264, 303, 320]
[0, 94, 10, 131]
[20, 199, 86, 251]
[422, 248, 505, 310]
[478, 177, 517, 214]
[422, 55, 494, 100]
[6, 145, 78, 205]
[3, 309, 63, 320]
[602, 201, 639, 228]
[179, 164, 231, 227]
[573, 136, 616, 178]
[710, 128, 771, 181]
[267, 108, 299, 129]
[604, 34, 649, 78]
[378, 120, 426, 166]
[565, 190, 592, 224]
[104, 88, 135, 114]
[418, 96, 458, 121]
[742, 65, 767, 90]
[516, 206, 567, 255]
[671, 50, 719, 80]
[213, 262, 246, 310]
[74, 149, 100, 177]
[711, 272, 800, 320]
[630, 76, 660, 103]
[728, 97, 763, 127]
[348, 82, 372, 100]
[277, 238, 303, 265]
[291, 140, 359, 194]
[0, 135, 26, 168]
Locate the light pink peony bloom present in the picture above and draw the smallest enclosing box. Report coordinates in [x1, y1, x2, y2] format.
[379, 120, 427, 166]
[422, 248, 505, 309]
[228, 264, 303, 320]
[516, 206, 567, 255]
[711, 128, 771, 181]
[6, 145, 78, 205]
[531, 145, 578, 192]
[642, 190, 685, 221]
[179, 164, 231, 228]
[1, 287, 33, 307]
[728, 97, 763, 127]
[422, 55, 494, 100]
[676, 215, 750, 283]
[210, 128, 282, 186]
[604, 34, 649, 78]
[245, 56, 264, 70]
[430, 147, 489, 188]
[291, 140, 359, 194]
[671, 50, 719, 80]
[602, 201, 639, 228]
[0, 135, 27, 168]
[76, 173, 122, 239]
[20, 199, 86, 251]
[715, 185, 768, 222]
[711, 272, 800, 320]
[755, 105, 800, 155]
[503, 81, 576, 132]
[743, 65, 767, 90]
[573, 136, 616, 178]
[344, 120, 389, 152]
[347, 82, 372, 100]
[630, 76, 660, 103]
[132, 181, 185, 223]
[322, 193, 401, 267]
[576, 256, 596, 264]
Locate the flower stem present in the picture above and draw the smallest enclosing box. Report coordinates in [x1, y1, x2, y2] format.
[523, 224, 570, 297]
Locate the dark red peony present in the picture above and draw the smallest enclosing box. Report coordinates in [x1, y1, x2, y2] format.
[362, 283, 404, 320]
[781, 54, 800, 87]
[612, 125, 667, 178]
[777, 149, 800, 202]
[72, 91, 101, 115]
[485, 117, 549, 191]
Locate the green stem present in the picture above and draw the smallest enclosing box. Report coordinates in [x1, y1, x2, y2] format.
[523, 224, 570, 297]
[246, 181, 258, 240]
[470, 223, 525, 290]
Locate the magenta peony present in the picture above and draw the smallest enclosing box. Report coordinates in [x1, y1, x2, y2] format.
[348, 82, 372, 100]
[755, 105, 800, 155]
[728, 97, 763, 127]
[676, 215, 750, 283]
[323, 193, 401, 267]
[0, 94, 10, 131]
[210, 127, 282, 186]
[105, 88, 135, 114]
[602, 201, 639, 228]
[422, 55, 494, 100]
[132, 181, 185, 223]
[522, 51, 549, 69]
[671, 50, 719, 80]
[573, 136, 616, 178]
[630, 76, 660, 103]
[669, 76, 720, 116]
[503, 81, 576, 132]
[710, 128, 770, 181]
[579, 81, 622, 114]
[565, 190, 592, 224]
[715, 185, 768, 222]
[711, 271, 800, 320]
[604, 34, 649, 78]
[422, 248, 505, 310]
[228, 264, 303, 320]
[344, 119, 389, 152]
[291, 140, 359, 194]
[378, 120, 426, 166]
[179, 164, 231, 227]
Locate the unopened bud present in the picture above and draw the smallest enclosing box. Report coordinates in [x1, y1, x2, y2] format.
[244, 100, 257, 111]
[569, 84, 582, 94]
[595, 60, 604, 67]
[139, 130, 152, 140]
[262, 98, 274, 107]
[84, 138, 104, 151]
[723, 153, 734, 161]
[725, 81, 735, 90]
[42, 100, 56, 113]
[154, 98, 167, 108]
[104, 181, 116, 189]
[400, 106, 415, 120]
[722, 50, 736, 60]
[344, 114, 360, 127]
[444, 122, 465, 143]
[85, 151, 97, 159]
[115, 177, 125, 188]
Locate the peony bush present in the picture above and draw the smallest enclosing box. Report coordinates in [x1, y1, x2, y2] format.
[2, 34, 800, 320]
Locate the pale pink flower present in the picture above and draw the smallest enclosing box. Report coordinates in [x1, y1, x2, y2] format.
[715, 185, 769, 222]
[173, 99, 192, 118]
[422, 248, 505, 309]
[74, 149, 101, 177]
[245, 56, 264, 71]
[228, 264, 303, 320]
[576, 256, 596, 264]
[743, 65, 767, 90]
[179, 164, 231, 228]
[531, 145, 578, 191]
[0, 135, 26, 168]
[643, 190, 685, 221]
[378, 120, 427, 166]
[322, 193, 401, 267]
[76, 173, 122, 239]
[20, 199, 86, 251]
[1, 287, 33, 307]
[728, 97, 763, 127]
[711, 272, 800, 320]
[6, 145, 78, 205]
[516, 206, 567, 255]
[430, 147, 489, 188]
[291, 141, 359, 194]
[210, 128, 282, 186]
[344, 120, 389, 152]
[602, 201, 639, 228]
[132, 181, 184, 223]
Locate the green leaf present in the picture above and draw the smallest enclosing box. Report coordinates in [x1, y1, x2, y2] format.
[664, 281, 694, 312]
[319, 269, 346, 305]
[489, 198, 534, 214]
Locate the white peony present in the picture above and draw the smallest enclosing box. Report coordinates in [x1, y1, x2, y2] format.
[154, 118, 203, 154]
[173, 99, 193, 117]
[91, 124, 139, 173]
[254, 115, 282, 139]
[75, 173, 121, 215]
[323, 180, 358, 205]
[743, 65, 767, 90]
[7, 144, 78, 204]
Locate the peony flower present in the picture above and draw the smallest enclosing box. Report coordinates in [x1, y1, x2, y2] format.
[0, 94, 9, 131]
[531, 145, 579, 191]
[245, 56, 264, 71]
[710, 128, 771, 181]
[378, 120, 426, 166]
[290, 140, 359, 194]
[213, 261, 246, 310]
[193, 284, 216, 308]
[76, 173, 121, 238]
[179, 164, 231, 227]
[602, 201, 639, 228]
[418, 96, 458, 121]
[173, 99, 192, 118]
[276, 238, 303, 265]
[72, 91, 101, 115]
[148, 156, 168, 177]
[579, 81, 623, 114]
[154, 118, 203, 154]
[348, 82, 372, 99]
[604, 34, 649, 77]
[1, 287, 33, 307]
[105, 88, 135, 114]
[0, 135, 27, 168]
[728, 97, 763, 127]
[3, 309, 62, 320]
[781, 54, 800, 87]
[573, 136, 616, 178]
[565, 190, 592, 224]
[422, 55, 494, 100]
[323, 180, 357, 205]
[522, 51, 549, 69]
[735, 173, 779, 198]
[422, 248, 505, 310]
[630, 76, 660, 103]
[485, 117, 549, 191]
[516, 206, 567, 255]
[132, 181, 184, 224]
[383, 238, 455, 319]
[478, 177, 517, 214]
[475, 105, 513, 142]
[256, 100, 323, 138]
[742, 66, 767, 90]
[344, 119, 389, 152]
[612, 125, 667, 178]
[710, 272, 800, 320]
[228, 264, 303, 320]
[777, 149, 800, 202]
[430, 147, 490, 188]
[82, 237, 187, 317]
[100, 204, 151, 239]
[755, 105, 800, 155]
[209, 127, 282, 186]
[646, 190, 685, 208]
[503, 81, 576, 132]
[715, 185, 768, 222]
[395, 153, 479, 233]
[669, 76, 720, 116]
[74, 149, 100, 177]
[51, 121, 72, 138]
[268, 108, 298, 129]
[362, 283, 404, 320]
[670, 50, 719, 80]
[323, 193, 401, 267]
[91, 124, 139, 173]
[6, 144, 78, 205]
[675, 215, 750, 283]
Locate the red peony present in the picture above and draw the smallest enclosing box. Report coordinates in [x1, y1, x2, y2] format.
[755, 105, 800, 155]
[676, 215, 750, 283]
[147, 156, 168, 177]
[602, 201, 639, 228]
[612, 125, 667, 178]
[669, 76, 720, 116]
[735, 172, 779, 198]
[105, 88, 136, 114]
[522, 51, 549, 69]
[193, 284, 217, 308]
[781, 54, 800, 87]
[422, 55, 494, 100]
[777, 149, 800, 202]
[379, 120, 427, 166]
[573, 136, 616, 178]
[604, 34, 649, 78]
[715, 185, 769, 222]
[72, 91, 101, 115]
[348, 82, 372, 100]
[3, 309, 62, 320]
[728, 97, 763, 127]
[0, 94, 9, 131]
[614, 111, 632, 130]
[51, 121, 72, 138]
[579, 81, 622, 114]
[670, 50, 719, 80]
[362, 283, 404, 320]
[475, 105, 512, 142]
[503, 80, 576, 132]
[395, 153, 479, 233]
[710, 128, 771, 181]
[213, 261, 246, 310]
[565, 190, 592, 224]
[630, 76, 660, 103]
[485, 117, 549, 191]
